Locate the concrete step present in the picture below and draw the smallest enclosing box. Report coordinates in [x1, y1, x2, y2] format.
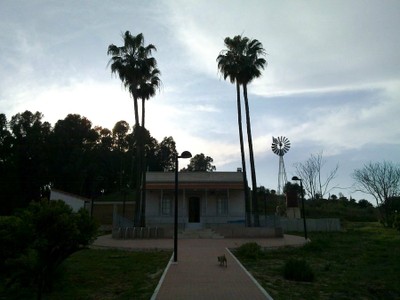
[179, 228, 224, 239]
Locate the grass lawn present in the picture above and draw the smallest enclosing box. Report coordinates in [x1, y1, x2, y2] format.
[234, 222, 400, 300]
[1, 248, 172, 300]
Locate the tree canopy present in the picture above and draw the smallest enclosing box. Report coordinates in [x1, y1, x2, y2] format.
[0, 111, 178, 215]
[181, 153, 216, 172]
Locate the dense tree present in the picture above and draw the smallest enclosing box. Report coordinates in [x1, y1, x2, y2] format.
[283, 181, 302, 195]
[95, 126, 113, 151]
[49, 114, 98, 197]
[147, 136, 177, 172]
[7, 111, 51, 209]
[304, 196, 377, 222]
[259, 184, 377, 222]
[112, 120, 130, 152]
[294, 152, 339, 200]
[256, 187, 286, 218]
[353, 161, 400, 226]
[217, 35, 267, 226]
[358, 199, 373, 208]
[0, 110, 180, 217]
[0, 200, 98, 299]
[0, 114, 14, 213]
[0, 113, 12, 153]
[112, 121, 131, 193]
[181, 153, 216, 172]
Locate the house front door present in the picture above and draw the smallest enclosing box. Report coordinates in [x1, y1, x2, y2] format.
[188, 196, 200, 223]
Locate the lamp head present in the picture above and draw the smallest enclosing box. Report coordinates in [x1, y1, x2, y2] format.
[292, 176, 301, 181]
[179, 151, 192, 159]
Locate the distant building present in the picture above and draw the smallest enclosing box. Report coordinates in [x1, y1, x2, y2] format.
[145, 171, 245, 228]
[50, 188, 134, 229]
[50, 188, 89, 212]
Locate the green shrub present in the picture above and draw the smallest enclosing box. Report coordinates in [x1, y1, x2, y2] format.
[393, 211, 400, 232]
[283, 258, 314, 282]
[0, 216, 31, 271]
[1, 200, 98, 299]
[236, 242, 264, 259]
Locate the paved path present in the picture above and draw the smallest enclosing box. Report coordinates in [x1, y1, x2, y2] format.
[93, 235, 307, 299]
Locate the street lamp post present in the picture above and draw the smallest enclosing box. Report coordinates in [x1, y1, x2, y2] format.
[174, 151, 192, 262]
[292, 176, 308, 240]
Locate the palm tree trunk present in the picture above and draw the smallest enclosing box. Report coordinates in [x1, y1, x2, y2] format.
[139, 98, 146, 226]
[132, 95, 142, 226]
[137, 126, 147, 227]
[141, 98, 145, 128]
[243, 84, 259, 227]
[133, 96, 140, 126]
[140, 159, 147, 227]
[134, 155, 142, 226]
[236, 82, 251, 227]
[133, 126, 143, 227]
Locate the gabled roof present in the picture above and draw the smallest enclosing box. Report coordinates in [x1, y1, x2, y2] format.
[146, 171, 244, 190]
[50, 188, 90, 202]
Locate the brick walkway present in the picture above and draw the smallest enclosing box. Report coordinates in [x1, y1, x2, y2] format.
[93, 235, 307, 299]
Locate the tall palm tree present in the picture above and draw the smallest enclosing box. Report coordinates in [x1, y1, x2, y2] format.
[139, 67, 161, 128]
[238, 38, 267, 227]
[107, 31, 160, 127]
[107, 31, 161, 226]
[217, 36, 252, 226]
[136, 52, 161, 227]
[217, 35, 266, 226]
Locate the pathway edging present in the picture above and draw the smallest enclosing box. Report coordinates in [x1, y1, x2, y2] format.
[150, 253, 174, 300]
[226, 247, 274, 300]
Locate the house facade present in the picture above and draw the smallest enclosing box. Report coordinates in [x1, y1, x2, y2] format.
[145, 171, 246, 229]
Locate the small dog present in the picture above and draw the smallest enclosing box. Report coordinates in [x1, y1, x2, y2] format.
[218, 254, 227, 267]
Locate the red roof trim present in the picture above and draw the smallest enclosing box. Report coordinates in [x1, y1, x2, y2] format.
[146, 183, 243, 190]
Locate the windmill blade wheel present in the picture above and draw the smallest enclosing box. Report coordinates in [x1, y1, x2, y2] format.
[271, 136, 291, 156]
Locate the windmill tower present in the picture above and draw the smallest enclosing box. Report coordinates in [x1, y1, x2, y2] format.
[271, 136, 291, 194]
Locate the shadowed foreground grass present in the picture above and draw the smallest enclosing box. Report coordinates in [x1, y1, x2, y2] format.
[1, 249, 172, 300]
[234, 222, 400, 300]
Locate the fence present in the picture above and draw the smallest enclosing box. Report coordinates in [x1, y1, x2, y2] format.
[258, 215, 340, 232]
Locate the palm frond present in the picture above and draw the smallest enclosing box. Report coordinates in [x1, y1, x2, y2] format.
[107, 31, 162, 103]
[217, 34, 267, 85]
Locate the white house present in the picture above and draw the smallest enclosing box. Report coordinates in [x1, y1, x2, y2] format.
[145, 171, 246, 229]
[50, 188, 89, 212]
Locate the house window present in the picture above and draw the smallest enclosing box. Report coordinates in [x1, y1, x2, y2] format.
[161, 195, 172, 216]
[217, 196, 228, 216]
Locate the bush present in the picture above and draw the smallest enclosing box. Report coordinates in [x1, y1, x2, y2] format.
[283, 258, 314, 282]
[393, 211, 400, 232]
[305, 199, 378, 222]
[236, 242, 264, 260]
[0, 216, 31, 271]
[1, 200, 98, 299]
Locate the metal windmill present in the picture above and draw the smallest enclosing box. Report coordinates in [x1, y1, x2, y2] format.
[271, 136, 291, 194]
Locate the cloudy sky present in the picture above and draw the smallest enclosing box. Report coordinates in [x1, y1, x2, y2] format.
[1, 0, 399, 202]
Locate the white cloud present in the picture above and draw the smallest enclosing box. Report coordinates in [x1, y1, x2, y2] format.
[167, 0, 400, 101]
[3, 79, 134, 129]
[255, 90, 400, 158]
[1, 0, 399, 203]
